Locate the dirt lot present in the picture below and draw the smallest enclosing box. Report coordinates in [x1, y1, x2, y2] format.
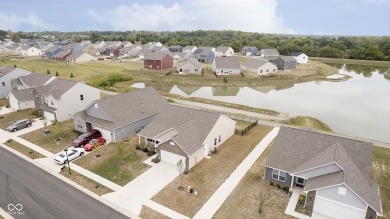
[214, 145, 293, 219]
[3, 139, 45, 159]
[372, 146, 390, 219]
[20, 120, 78, 153]
[152, 125, 273, 217]
[73, 135, 150, 186]
[139, 206, 170, 219]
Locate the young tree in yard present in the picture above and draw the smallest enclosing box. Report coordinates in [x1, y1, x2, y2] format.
[177, 159, 185, 190]
[258, 191, 269, 214]
[55, 71, 59, 76]
[70, 72, 74, 78]
[47, 69, 51, 74]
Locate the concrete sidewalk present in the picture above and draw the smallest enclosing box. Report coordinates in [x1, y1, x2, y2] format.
[0, 119, 47, 143]
[193, 127, 280, 219]
[12, 136, 54, 157]
[71, 164, 122, 191]
[285, 193, 311, 219]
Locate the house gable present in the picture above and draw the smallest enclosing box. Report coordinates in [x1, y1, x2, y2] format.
[85, 102, 112, 122]
[293, 163, 342, 179]
[316, 184, 367, 211]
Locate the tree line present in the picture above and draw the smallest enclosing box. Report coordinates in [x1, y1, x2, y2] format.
[2, 30, 389, 61]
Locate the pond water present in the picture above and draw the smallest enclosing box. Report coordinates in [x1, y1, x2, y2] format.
[168, 64, 390, 143]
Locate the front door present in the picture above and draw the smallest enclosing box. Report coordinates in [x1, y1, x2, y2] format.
[295, 177, 306, 187]
[86, 122, 92, 131]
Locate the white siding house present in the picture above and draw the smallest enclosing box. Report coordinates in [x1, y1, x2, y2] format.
[0, 66, 30, 98]
[212, 57, 241, 75]
[176, 58, 203, 74]
[20, 46, 42, 56]
[215, 46, 234, 57]
[67, 52, 98, 63]
[241, 59, 278, 74]
[291, 52, 308, 64]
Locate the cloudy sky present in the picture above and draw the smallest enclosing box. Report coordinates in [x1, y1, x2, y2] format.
[0, 0, 389, 36]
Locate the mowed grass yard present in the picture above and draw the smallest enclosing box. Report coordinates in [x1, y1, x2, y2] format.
[3, 140, 45, 160]
[20, 120, 78, 154]
[372, 146, 390, 219]
[214, 145, 293, 219]
[73, 135, 150, 186]
[0, 98, 8, 107]
[152, 125, 273, 217]
[0, 109, 38, 130]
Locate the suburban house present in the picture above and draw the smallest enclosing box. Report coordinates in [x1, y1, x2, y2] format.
[0, 66, 30, 98]
[183, 45, 198, 53]
[67, 52, 98, 63]
[212, 57, 241, 76]
[215, 46, 235, 57]
[121, 41, 133, 47]
[242, 46, 258, 56]
[33, 79, 100, 122]
[241, 59, 278, 74]
[8, 88, 35, 110]
[9, 46, 22, 55]
[173, 52, 191, 62]
[176, 58, 203, 74]
[168, 45, 184, 53]
[260, 48, 279, 57]
[45, 46, 65, 59]
[73, 87, 169, 142]
[265, 127, 383, 219]
[148, 42, 163, 47]
[144, 53, 173, 70]
[120, 45, 142, 57]
[53, 50, 72, 61]
[11, 73, 56, 90]
[20, 46, 41, 56]
[192, 47, 215, 62]
[268, 56, 297, 71]
[93, 41, 106, 49]
[291, 52, 309, 64]
[0, 45, 11, 53]
[138, 105, 236, 171]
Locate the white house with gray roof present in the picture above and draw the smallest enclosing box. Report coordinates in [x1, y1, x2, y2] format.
[183, 45, 198, 53]
[20, 46, 42, 56]
[260, 48, 279, 57]
[291, 52, 309, 64]
[241, 59, 278, 74]
[7, 88, 35, 110]
[176, 58, 203, 74]
[11, 73, 56, 91]
[0, 66, 31, 98]
[212, 57, 241, 75]
[215, 46, 234, 57]
[66, 52, 98, 63]
[265, 127, 383, 219]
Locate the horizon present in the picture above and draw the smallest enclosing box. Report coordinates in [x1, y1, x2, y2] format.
[0, 0, 389, 36]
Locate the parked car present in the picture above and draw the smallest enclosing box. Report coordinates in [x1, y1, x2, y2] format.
[84, 137, 106, 151]
[54, 148, 85, 165]
[72, 129, 102, 147]
[7, 119, 32, 132]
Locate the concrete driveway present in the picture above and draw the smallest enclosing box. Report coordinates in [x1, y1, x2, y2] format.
[103, 162, 179, 216]
[0, 119, 47, 143]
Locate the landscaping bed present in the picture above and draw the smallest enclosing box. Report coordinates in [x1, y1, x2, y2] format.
[152, 125, 273, 217]
[20, 120, 78, 153]
[372, 146, 390, 219]
[3, 140, 45, 160]
[213, 144, 293, 219]
[60, 167, 113, 196]
[73, 135, 150, 186]
[0, 109, 38, 130]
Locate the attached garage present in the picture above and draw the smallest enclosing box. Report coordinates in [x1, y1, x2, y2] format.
[43, 110, 56, 121]
[92, 125, 113, 142]
[160, 150, 186, 169]
[313, 196, 366, 219]
[9, 96, 19, 109]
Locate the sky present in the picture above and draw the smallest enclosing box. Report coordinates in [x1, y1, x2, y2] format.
[0, 0, 389, 36]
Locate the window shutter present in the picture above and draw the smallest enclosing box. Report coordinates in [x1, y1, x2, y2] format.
[269, 168, 273, 179]
[285, 173, 289, 183]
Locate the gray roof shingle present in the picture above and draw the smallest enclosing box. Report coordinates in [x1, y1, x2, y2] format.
[9, 88, 34, 101]
[144, 52, 169, 60]
[214, 57, 241, 69]
[18, 73, 54, 87]
[34, 79, 77, 99]
[242, 59, 276, 69]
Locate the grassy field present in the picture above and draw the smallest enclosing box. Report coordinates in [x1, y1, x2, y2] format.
[214, 145, 293, 219]
[311, 57, 390, 67]
[140, 206, 171, 219]
[372, 146, 390, 219]
[20, 120, 78, 153]
[0, 109, 38, 130]
[3, 140, 45, 159]
[282, 116, 333, 132]
[0, 98, 8, 107]
[73, 135, 150, 186]
[60, 167, 114, 196]
[152, 125, 273, 217]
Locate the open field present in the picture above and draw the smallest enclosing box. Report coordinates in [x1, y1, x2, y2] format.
[140, 206, 171, 219]
[3, 140, 45, 159]
[20, 120, 78, 154]
[372, 146, 390, 219]
[60, 167, 114, 196]
[282, 116, 333, 132]
[152, 125, 273, 217]
[0, 109, 38, 130]
[73, 135, 150, 186]
[311, 57, 390, 67]
[214, 145, 293, 219]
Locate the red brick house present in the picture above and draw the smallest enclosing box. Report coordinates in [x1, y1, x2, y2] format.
[144, 53, 173, 70]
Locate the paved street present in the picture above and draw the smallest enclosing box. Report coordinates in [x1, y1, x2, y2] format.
[0, 147, 129, 219]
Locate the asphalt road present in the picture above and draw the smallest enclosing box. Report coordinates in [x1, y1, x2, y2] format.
[0, 147, 129, 219]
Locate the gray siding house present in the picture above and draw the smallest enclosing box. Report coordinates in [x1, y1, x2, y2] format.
[0, 66, 31, 98]
[265, 127, 383, 219]
[192, 47, 215, 62]
[268, 56, 297, 71]
[241, 46, 258, 56]
[168, 45, 184, 53]
[73, 87, 169, 142]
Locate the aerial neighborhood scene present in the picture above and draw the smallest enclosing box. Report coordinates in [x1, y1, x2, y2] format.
[0, 0, 389, 219]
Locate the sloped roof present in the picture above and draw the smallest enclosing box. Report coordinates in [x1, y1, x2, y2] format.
[18, 73, 54, 87]
[242, 59, 276, 69]
[266, 127, 382, 215]
[53, 50, 71, 58]
[183, 45, 196, 50]
[67, 52, 95, 60]
[34, 79, 77, 99]
[139, 105, 221, 155]
[214, 57, 240, 69]
[0, 66, 16, 78]
[9, 88, 34, 101]
[178, 58, 203, 69]
[144, 52, 169, 60]
[261, 48, 279, 55]
[215, 46, 232, 52]
[291, 52, 305, 56]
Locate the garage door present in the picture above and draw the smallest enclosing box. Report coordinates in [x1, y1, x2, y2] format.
[92, 126, 112, 142]
[313, 196, 366, 219]
[43, 111, 56, 121]
[161, 150, 186, 169]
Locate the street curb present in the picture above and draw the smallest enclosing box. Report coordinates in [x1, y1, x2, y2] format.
[0, 207, 14, 219]
[0, 144, 139, 219]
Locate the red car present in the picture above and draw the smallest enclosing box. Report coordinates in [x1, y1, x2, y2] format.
[72, 129, 102, 147]
[84, 138, 106, 151]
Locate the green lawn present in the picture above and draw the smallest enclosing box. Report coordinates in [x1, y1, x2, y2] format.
[3, 140, 45, 159]
[310, 57, 390, 67]
[282, 116, 332, 132]
[0, 109, 38, 130]
[20, 120, 78, 154]
[373, 146, 390, 219]
[74, 135, 150, 186]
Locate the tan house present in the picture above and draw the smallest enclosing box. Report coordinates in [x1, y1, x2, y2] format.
[176, 58, 203, 74]
[67, 52, 98, 63]
[215, 46, 234, 57]
[241, 59, 278, 74]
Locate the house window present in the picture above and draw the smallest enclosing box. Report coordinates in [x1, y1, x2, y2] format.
[272, 169, 287, 181]
[51, 100, 53, 106]
[195, 68, 198, 72]
[1, 82, 5, 86]
[266, 69, 269, 72]
[260, 70, 263, 73]
[214, 138, 217, 146]
[219, 135, 221, 142]
[80, 94, 84, 101]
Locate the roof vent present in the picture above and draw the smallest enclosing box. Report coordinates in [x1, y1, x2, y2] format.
[170, 141, 175, 146]
[94, 103, 97, 108]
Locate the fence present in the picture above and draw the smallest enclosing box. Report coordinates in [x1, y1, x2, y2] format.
[235, 120, 258, 136]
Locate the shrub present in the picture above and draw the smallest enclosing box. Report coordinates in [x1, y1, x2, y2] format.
[97, 80, 110, 87]
[135, 143, 145, 150]
[166, 71, 172, 76]
[55, 71, 59, 76]
[223, 77, 227, 83]
[151, 157, 160, 163]
[276, 184, 281, 189]
[283, 186, 289, 193]
[142, 147, 149, 153]
[13, 64, 17, 68]
[31, 109, 41, 117]
[47, 69, 51, 74]
[72, 130, 83, 135]
[270, 181, 274, 186]
[70, 72, 74, 78]
[106, 73, 132, 85]
[167, 98, 174, 103]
